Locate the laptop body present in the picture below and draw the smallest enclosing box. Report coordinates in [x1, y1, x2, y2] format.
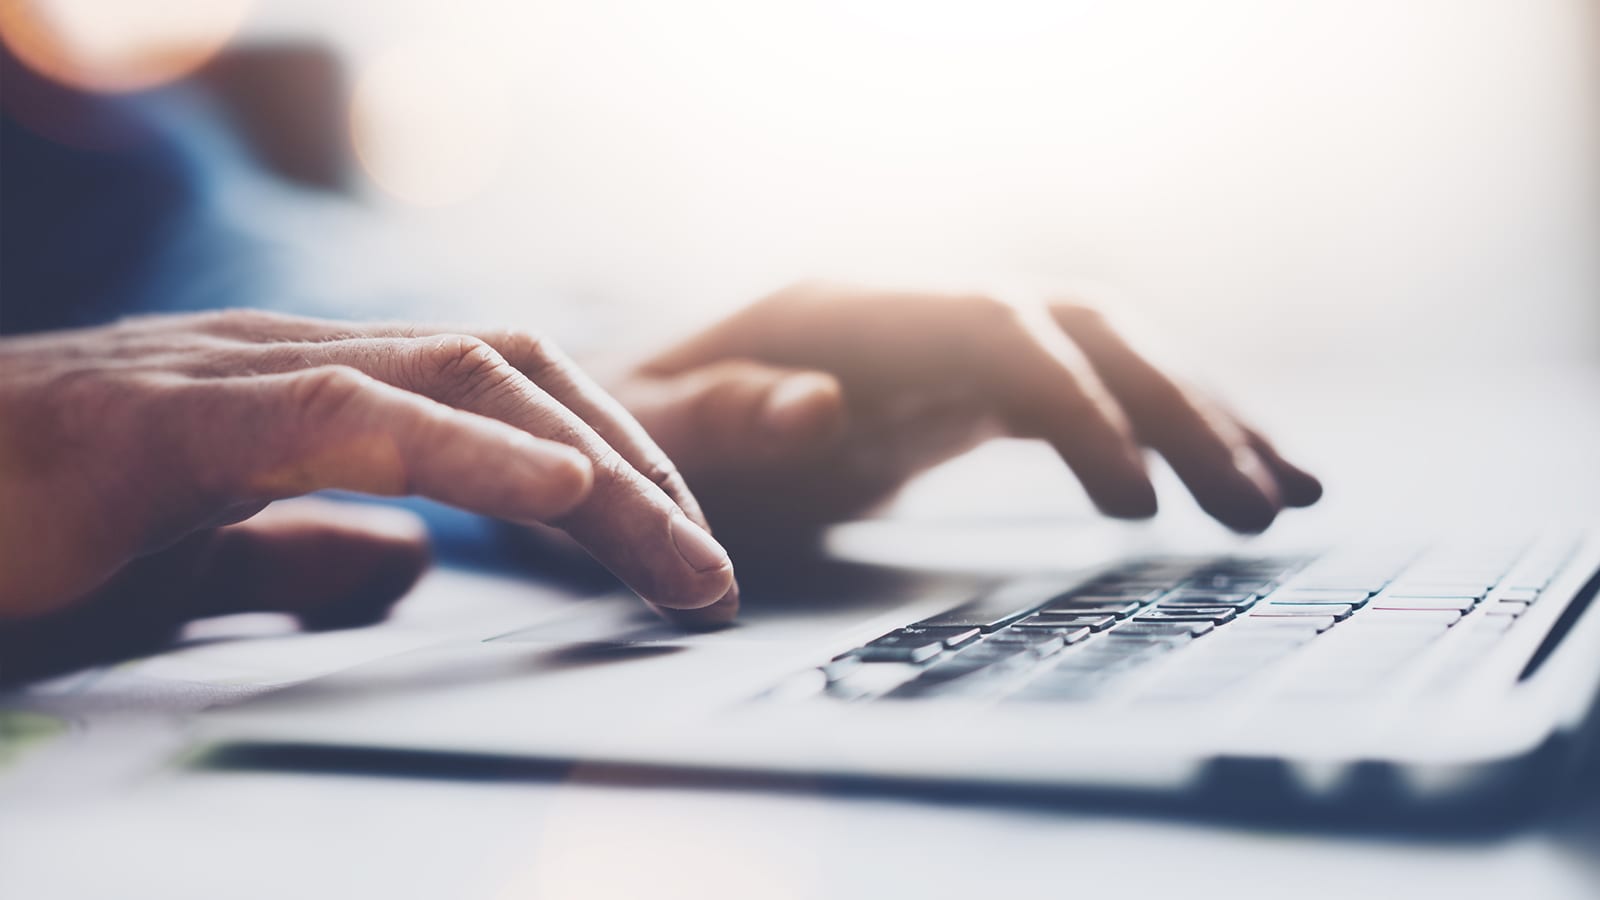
[202, 517, 1600, 819]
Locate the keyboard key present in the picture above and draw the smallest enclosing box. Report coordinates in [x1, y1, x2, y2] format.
[988, 628, 1083, 648]
[1003, 622, 1094, 644]
[825, 662, 922, 699]
[1136, 607, 1237, 624]
[1267, 590, 1372, 605]
[1383, 583, 1488, 599]
[1163, 590, 1256, 605]
[1234, 615, 1333, 630]
[1039, 600, 1144, 617]
[1067, 585, 1169, 602]
[848, 627, 975, 663]
[1011, 613, 1116, 631]
[1112, 621, 1213, 639]
[1260, 602, 1350, 614]
[870, 626, 980, 648]
[1184, 575, 1275, 594]
[1158, 597, 1259, 610]
[1262, 599, 1356, 612]
[1488, 588, 1540, 604]
[1371, 597, 1476, 612]
[1243, 613, 1338, 631]
[1482, 601, 1528, 617]
[943, 643, 1035, 668]
[1356, 609, 1463, 627]
[852, 643, 945, 663]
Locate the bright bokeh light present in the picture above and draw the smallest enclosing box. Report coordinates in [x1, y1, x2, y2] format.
[0, 0, 251, 92]
[349, 41, 514, 208]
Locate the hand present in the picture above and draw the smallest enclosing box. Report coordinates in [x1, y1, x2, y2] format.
[0, 310, 737, 670]
[612, 282, 1322, 542]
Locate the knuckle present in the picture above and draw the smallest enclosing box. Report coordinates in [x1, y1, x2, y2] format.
[416, 335, 512, 396]
[289, 365, 370, 424]
[636, 453, 684, 492]
[492, 329, 566, 381]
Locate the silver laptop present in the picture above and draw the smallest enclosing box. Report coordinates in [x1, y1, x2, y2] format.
[205, 525, 1600, 817]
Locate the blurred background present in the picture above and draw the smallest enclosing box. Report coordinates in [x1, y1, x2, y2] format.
[4, 0, 1599, 547]
[5, 0, 1595, 364]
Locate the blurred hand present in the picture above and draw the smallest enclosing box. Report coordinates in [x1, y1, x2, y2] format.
[0, 310, 737, 667]
[614, 282, 1322, 543]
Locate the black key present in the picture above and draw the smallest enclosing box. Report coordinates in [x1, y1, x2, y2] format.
[988, 627, 1076, 646]
[887, 645, 1047, 698]
[869, 626, 981, 648]
[1039, 599, 1144, 617]
[1066, 586, 1169, 603]
[916, 597, 1043, 632]
[848, 628, 973, 663]
[1137, 607, 1237, 624]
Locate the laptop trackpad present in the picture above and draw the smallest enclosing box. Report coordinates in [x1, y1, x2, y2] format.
[486, 603, 692, 646]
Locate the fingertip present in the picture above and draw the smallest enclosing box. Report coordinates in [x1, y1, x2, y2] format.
[760, 372, 844, 443]
[1223, 499, 1279, 535]
[1096, 477, 1160, 520]
[1281, 471, 1324, 507]
[657, 581, 741, 630]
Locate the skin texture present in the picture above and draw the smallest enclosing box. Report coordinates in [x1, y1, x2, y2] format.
[0, 310, 735, 681]
[613, 282, 1321, 549]
[0, 286, 1320, 678]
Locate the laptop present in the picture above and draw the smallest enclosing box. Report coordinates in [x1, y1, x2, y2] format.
[204, 514, 1600, 819]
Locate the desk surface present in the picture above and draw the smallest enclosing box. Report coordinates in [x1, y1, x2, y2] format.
[3, 362, 1599, 900]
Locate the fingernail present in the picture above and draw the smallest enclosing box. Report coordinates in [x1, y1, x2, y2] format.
[670, 514, 731, 573]
[761, 373, 838, 436]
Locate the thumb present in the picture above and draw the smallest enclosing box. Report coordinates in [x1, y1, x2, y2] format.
[179, 498, 432, 630]
[633, 359, 846, 476]
[0, 500, 429, 683]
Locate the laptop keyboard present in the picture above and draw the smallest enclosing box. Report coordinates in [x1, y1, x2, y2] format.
[802, 538, 1580, 705]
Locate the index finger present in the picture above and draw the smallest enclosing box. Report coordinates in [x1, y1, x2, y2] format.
[978, 301, 1159, 518]
[1050, 303, 1288, 531]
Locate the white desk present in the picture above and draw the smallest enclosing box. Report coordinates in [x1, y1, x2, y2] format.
[3, 363, 1598, 900]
